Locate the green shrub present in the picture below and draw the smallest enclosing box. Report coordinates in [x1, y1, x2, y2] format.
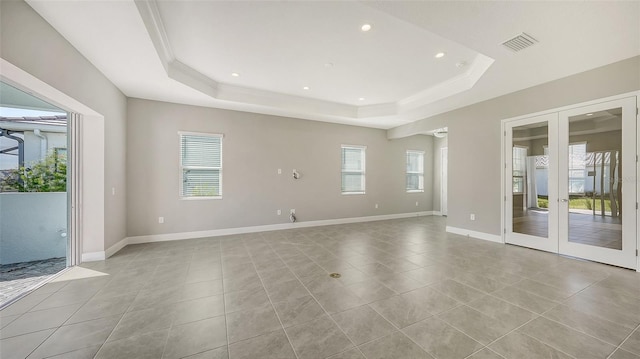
[0, 152, 66, 192]
[537, 198, 548, 208]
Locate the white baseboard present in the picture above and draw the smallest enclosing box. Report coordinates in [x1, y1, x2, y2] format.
[81, 251, 106, 262]
[105, 237, 129, 259]
[432, 211, 443, 216]
[125, 211, 435, 246]
[445, 226, 503, 243]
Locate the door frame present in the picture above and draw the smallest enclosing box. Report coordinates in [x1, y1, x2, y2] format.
[441, 147, 448, 216]
[1, 58, 106, 264]
[501, 91, 640, 271]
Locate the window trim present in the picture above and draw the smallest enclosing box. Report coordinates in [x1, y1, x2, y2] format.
[406, 149, 425, 193]
[179, 131, 224, 200]
[341, 144, 366, 195]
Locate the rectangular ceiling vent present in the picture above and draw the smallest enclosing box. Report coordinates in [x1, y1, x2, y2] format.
[502, 33, 538, 52]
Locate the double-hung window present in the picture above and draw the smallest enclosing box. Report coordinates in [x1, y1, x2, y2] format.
[568, 142, 587, 194]
[180, 132, 223, 199]
[341, 145, 366, 194]
[512, 146, 527, 194]
[406, 150, 424, 192]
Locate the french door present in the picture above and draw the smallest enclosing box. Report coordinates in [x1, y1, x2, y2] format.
[506, 97, 637, 269]
[505, 113, 559, 253]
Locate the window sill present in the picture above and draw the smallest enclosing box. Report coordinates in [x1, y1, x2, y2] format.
[406, 190, 425, 193]
[180, 196, 222, 200]
[341, 192, 365, 195]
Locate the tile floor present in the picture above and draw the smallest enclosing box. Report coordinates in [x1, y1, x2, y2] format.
[1, 216, 640, 359]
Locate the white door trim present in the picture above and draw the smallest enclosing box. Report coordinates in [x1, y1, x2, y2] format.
[1, 58, 106, 263]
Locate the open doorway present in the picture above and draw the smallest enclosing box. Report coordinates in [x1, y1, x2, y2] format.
[0, 82, 70, 307]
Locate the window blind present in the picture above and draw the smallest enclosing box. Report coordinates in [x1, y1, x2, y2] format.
[341, 146, 365, 193]
[180, 133, 222, 197]
[406, 150, 424, 191]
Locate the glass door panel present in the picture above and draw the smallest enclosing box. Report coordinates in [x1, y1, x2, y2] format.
[505, 113, 558, 253]
[0, 82, 70, 307]
[558, 97, 636, 269]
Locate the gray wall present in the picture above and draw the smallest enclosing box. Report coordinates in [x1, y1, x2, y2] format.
[127, 98, 433, 237]
[432, 136, 448, 213]
[0, 193, 67, 264]
[389, 56, 640, 236]
[1, 0, 128, 250]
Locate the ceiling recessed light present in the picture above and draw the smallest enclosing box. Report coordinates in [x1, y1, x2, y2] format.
[358, 97, 365, 101]
[586, 113, 593, 116]
[303, 86, 310, 90]
[435, 52, 446, 58]
[361, 24, 372, 32]
[231, 72, 240, 77]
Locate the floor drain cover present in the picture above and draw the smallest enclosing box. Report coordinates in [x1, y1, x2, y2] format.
[329, 273, 341, 278]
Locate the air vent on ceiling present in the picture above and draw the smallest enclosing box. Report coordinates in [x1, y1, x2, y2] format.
[502, 33, 538, 52]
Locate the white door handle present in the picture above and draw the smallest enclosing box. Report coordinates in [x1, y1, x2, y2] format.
[560, 199, 568, 202]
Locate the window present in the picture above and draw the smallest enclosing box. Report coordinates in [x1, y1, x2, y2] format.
[180, 132, 222, 198]
[406, 150, 424, 192]
[512, 146, 527, 194]
[341, 145, 365, 194]
[568, 142, 587, 194]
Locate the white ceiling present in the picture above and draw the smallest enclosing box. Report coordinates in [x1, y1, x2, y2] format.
[25, 1, 640, 130]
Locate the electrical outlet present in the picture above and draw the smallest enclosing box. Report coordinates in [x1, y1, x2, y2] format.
[111, 187, 116, 196]
[290, 209, 295, 214]
[277, 209, 281, 216]
[277, 168, 282, 175]
[415, 201, 419, 206]
[470, 214, 475, 221]
[375, 203, 379, 209]
[158, 217, 164, 224]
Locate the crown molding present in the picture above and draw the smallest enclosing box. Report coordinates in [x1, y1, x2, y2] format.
[135, 0, 494, 122]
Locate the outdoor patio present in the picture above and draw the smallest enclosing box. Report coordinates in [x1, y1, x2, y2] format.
[0, 257, 66, 307]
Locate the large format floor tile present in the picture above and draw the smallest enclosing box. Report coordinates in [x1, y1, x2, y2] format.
[331, 305, 395, 345]
[403, 317, 483, 359]
[1, 216, 637, 359]
[358, 331, 431, 359]
[285, 315, 353, 359]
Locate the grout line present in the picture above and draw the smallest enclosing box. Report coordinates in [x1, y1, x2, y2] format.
[219, 239, 246, 357]
[7, 216, 636, 359]
[264, 233, 371, 359]
[96, 249, 196, 358]
[462, 272, 618, 359]
[608, 322, 640, 359]
[463, 346, 508, 359]
[22, 265, 127, 358]
[365, 293, 460, 357]
[242, 234, 301, 359]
